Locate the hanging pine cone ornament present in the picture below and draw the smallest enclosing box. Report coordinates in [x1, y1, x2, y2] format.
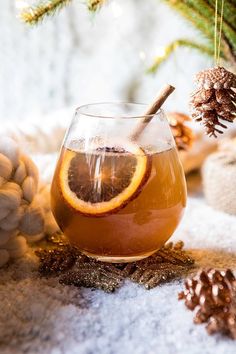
[190, 67, 236, 137]
[179, 269, 236, 339]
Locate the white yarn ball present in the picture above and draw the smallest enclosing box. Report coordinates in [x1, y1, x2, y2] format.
[0, 250, 10, 267]
[0, 136, 60, 267]
[44, 211, 59, 235]
[202, 151, 236, 215]
[0, 137, 20, 168]
[19, 205, 45, 236]
[0, 177, 5, 187]
[22, 176, 37, 202]
[0, 230, 16, 246]
[4, 236, 28, 258]
[0, 153, 13, 180]
[14, 161, 27, 185]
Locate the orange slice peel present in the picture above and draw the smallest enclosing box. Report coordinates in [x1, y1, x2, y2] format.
[59, 143, 151, 217]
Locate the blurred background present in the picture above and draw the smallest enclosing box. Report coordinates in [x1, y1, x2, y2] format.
[0, 0, 213, 123]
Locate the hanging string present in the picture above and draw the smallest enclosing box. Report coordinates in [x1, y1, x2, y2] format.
[214, 0, 218, 65]
[217, 0, 225, 65]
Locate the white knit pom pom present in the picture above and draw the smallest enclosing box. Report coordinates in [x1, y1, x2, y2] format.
[203, 152, 236, 215]
[0, 137, 20, 168]
[0, 218, 18, 231]
[22, 155, 39, 186]
[0, 153, 13, 180]
[0, 206, 24, 231]
[0, 177, 5, 187]
[0, 249, 10, 267]
[4, 236, 28, 258]
[19, 205, 45, 236]
[22, 176, 37, 202]
[0, 136, 63, 267]
[37, 184, 51, 212]
[0, 229, 17, 246]
[5, 182, 23, 195]
[13, 161, 27, 185]
[0, 229, 18, 245]
[32, 193, 46, 211]
[24, 232, 45, 243]
[44, 211, 60, 235]
[0, 187, 21, 210]
[0, 208, 10, 221]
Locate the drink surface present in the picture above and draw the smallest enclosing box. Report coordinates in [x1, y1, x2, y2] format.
[51, 143, 186, 261]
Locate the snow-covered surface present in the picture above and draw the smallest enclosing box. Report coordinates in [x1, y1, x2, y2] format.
[1, 114, 236, 353]
[1, 192, 236, 354]
[1, 112, 236, 354]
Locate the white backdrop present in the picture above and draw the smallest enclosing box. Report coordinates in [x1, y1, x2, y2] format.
[0, 0, 213, 122]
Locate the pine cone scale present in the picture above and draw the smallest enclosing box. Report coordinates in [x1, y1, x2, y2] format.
[190, 88, 214, 105]
[215, 89, 233, 104]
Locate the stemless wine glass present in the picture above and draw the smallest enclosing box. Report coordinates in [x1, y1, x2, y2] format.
[51, 103, 187, 262]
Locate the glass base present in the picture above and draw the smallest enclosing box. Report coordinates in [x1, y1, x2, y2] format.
[81, 250, 157, 263]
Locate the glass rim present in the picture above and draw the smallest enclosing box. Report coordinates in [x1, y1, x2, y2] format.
[75, 102, 164, 120]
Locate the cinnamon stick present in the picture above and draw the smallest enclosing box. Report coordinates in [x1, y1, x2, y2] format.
[131, 84, 175, 141]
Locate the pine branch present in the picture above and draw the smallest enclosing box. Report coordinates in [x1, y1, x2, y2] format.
[182, 0, 236, 53]
[189, 0, 236, 64]
[20, 0, 72, 25]
[178, 0, 236, 36]
[162, 0, 236, 67]
[207, 0, 236, 31]
[162, 0, 216, 41]
[192, 0, 236, 54]
[222, 28, 236, 58]
[187, 0, 215, 22]
[222, 36, 236, 68]
[147, 39, 215, 73]
[87, 0, 107, 12]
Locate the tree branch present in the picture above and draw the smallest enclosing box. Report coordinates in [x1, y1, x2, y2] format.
[147, 39, 215, 73]
[87, 0, 107, 12]
[20, 0, 72, 25]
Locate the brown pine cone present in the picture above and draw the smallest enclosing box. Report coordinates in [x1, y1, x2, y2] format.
[195, 67, 236, 90]
[167, 112, 194, 150]
[179, 269, 236, 339]
[190, 67, 236, 137]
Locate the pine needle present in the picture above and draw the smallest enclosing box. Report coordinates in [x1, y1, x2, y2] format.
[87, 0, 107, 12]
[147, 39, 215, 74]
[20, 0, 72, 25]
[161, 0, 236, 68]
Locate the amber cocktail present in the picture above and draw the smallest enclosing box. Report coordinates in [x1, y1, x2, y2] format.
[51, 103, 186, 262]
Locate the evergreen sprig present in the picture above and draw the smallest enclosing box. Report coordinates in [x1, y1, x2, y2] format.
[20, 0, 72, 25]
[161, 0, 236, 69]
[19, 0, 236, 69]
[147, 39, 215, 73]
[162, 1, 215, 41]
[207, 0, 236, 31]
[87, 0, 107, 12]
[20, 0, 107, 24]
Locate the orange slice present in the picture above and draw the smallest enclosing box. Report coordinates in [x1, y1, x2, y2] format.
[59, 144, 151, 217]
